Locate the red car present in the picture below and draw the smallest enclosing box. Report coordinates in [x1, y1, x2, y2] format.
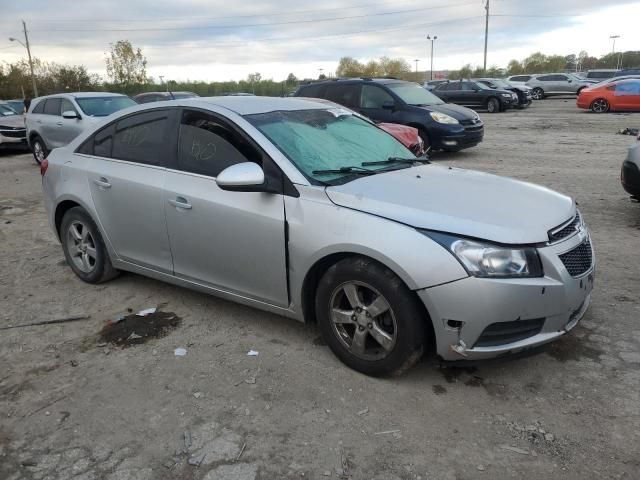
[577, 79, 640, 113]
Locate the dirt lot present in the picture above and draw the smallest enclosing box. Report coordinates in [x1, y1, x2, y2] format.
[1, 98, 639, 480]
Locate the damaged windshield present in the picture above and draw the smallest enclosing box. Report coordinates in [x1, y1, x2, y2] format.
[245, 109, 414, 184]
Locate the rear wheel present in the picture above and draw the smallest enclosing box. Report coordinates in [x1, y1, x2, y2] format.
[486, 97, 500, 113]
[31, 135, 47, 165]
[531, 88, 545, 100]
[315, 257, 427, 377]
[590, 98, 610, 113]
[60, 207, 119, 284]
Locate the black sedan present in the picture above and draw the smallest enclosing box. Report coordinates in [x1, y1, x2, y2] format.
[432, 80, 519, 113]
[475, 78, 532, 109]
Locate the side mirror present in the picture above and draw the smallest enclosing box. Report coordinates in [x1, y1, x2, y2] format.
[382, 100, 395, 110]
[567, 79, 572, 83]
[216, 162, 265, 192]
[62, 110, 78, 119]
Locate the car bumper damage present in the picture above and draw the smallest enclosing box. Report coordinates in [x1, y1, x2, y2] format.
[417, 229, 595, 361]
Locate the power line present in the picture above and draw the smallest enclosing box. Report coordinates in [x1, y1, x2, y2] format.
[28, 2, 478, 32]
[27, 16, 482, 50]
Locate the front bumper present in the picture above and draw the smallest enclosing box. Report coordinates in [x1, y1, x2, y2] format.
[0, 130, 28, 149]
[430, 121, 484, 151]
[418, 228, 595, 361]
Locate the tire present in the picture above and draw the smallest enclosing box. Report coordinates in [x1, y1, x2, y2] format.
[315, 257, 427, 377]
[60, 207, 119, 284]
[486, 97, 500, 113]
[531, 88, 544, 100]
[590, 98, 610, 113]
[31, 135, 48, 165]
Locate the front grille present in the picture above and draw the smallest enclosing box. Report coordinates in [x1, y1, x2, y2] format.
[474, 318, 545, 347]
[559, 238, 593, 277]
[548, 211, 581, 243]
[0, 130, 26, 139]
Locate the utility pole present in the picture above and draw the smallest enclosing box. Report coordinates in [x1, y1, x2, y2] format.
[9, 20, 38, 97]
[483, 0, 490, 72]
[414, 59, 419, 73]
[427, 35, 437, 81]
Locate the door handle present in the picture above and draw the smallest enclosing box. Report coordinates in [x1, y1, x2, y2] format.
[56, 122, 63, 126]
[93, 177, 111, 189]
[168, 197, 192, 210]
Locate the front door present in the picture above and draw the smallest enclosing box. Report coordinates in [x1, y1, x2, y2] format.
[59, 98, 85, 145]
[164, 109, 289, 306]
[84, 109, 175, 272]
[358, 84, 398, 123]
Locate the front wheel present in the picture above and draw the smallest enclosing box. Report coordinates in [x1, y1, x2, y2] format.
[531, 88, 544, 100]
[486, 97, 500, 113]
[590, 98, 610, 113]
[60, 207, 119, 284]
[315, 257, 427, 377]
[31, 136, 47, 165]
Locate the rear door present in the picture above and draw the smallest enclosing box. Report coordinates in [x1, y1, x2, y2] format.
[459, 82, 480, 106]
[163, 108, 288, 306]
[325, 83, 361, 110]
[80, 108, 176, 272]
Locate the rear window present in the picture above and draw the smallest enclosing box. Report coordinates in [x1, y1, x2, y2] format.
[43, 98, 62, 115]
[31, 100, 45, 114]
[295, 84, 327, 98]
[75, 96, 137, 117]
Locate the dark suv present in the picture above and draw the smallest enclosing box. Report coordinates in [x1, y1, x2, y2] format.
[432, 80, 519, 113]
[294, 78, 483, 151]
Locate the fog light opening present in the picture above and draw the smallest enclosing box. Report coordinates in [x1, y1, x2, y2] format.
[445, 319, 464, 330]
[443, 140, 458, 147]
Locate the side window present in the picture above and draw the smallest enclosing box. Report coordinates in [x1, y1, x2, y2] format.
[76, 124, 115, 157]
[443, 83, 460, 91]
[616, 81, 640, 95]
[461, 82, 476, 91]
[61, 99, 77, 115]
[325, 84, 360, 108]
[32, 100, 45, 114]
[556, 75, 569, 81]
[177, 110, 257, 177]
[111, 110, 170, 165]
[43, 98, 62, 116]
[360, 85, 394, 108]
[297, 84, 326, 98]
[537, 75, 553, 82]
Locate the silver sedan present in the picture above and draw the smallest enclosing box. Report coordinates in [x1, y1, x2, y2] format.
[41, 97, 594, 376]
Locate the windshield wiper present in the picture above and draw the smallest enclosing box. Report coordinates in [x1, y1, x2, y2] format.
[312, 166, 377, 176]
[362, 155, 430, 167]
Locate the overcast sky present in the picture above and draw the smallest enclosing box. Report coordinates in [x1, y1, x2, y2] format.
[1, 0, 639, 82]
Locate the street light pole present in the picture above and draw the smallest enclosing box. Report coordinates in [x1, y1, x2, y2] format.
[9, 20, 38, 97]
[414, 59, 419, 73]
[483, 0, 490, 72]
[427, 35, 437, 81]
[610, 35, 620, 54]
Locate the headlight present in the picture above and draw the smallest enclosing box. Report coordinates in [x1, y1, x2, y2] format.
[501, 93, 511, 98]
[422, 232, 543, 278]
[430, 112, 459, 124]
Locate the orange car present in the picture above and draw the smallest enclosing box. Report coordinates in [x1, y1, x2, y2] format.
[577, 79, 640, 113]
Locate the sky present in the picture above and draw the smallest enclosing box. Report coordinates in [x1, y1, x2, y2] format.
[1, 0, 639, 82]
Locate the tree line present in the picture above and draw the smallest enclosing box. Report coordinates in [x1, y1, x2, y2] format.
[2, 39, 639, 100]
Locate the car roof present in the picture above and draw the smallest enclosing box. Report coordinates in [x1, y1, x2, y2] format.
[184, 96, 339, 115]
[33, 92, 127, 101]
[302, 77, 411, 86]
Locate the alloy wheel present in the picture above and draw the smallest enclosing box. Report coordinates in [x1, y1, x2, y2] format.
[66, 220, 97, 273]
[33, 141, 45, 164]
[532, 88, 544, 100]
[329, 281, 397, 361]
[591, 99, 609, 113]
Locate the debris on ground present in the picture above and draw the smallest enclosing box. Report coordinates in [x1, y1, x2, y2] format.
[500, 445, 529, 455]
[98, 310, 181, 347]
[247, 350, 259, 356]
[188, 452, 206, 466]
[235, 442, 246, 462]
[193, 392, 203, 399]
[356, 408, 369, 416]
[175, 347, 187, 356]
[137, 307, 157, 316]
[0, 314, 90, 331]
[617, 127, 639, 136]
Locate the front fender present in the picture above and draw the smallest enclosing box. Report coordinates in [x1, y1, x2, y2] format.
[285, 186, 467, 315]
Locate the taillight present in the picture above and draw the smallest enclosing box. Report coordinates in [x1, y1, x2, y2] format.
[40, 158, 49, 176]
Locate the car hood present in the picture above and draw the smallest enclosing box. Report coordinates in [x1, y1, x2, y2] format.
[418, 102, 478, 120]
[325, 164, 574, 244]
[0, 114, 25, 128]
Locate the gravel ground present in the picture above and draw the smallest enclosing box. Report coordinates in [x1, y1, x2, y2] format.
[1, 98, 639, 480]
